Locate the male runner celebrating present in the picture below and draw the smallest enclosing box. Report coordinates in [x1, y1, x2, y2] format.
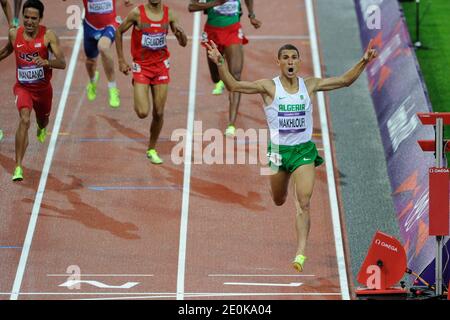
[206, 39, 377, 271]
[63, 0, 133, 108]
[189, 0, 261, 137]
[116, 0, 187, 164]
[0, 0, 66, 181]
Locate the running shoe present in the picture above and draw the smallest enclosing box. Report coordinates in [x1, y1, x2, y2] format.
[292, 254, 307, 272]
[12, 166, 23, 182]
[86, 71, 99, 101]
[0, 129, 3, 142]
[109, 87, 120, 109]
[212, 80, 225, 95]
[37, 127, 47, 143]
[146, 149, 163, 164]
[224, 124, 236, 137]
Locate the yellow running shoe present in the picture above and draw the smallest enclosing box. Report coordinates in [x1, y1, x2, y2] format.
[293, 254, 307, 272]
[109, 87, 120, 109]
[12, 166, 23, 182]
[86, 71, 99, 101]
[212, 80, 225, 95]
[224, 124, 236, 137]
[37, 127, 47, 143]
[146, 149, 163, 164]
[0, 129, 3, 142]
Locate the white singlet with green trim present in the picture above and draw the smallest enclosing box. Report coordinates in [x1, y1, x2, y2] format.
[264, 76, 313, 146]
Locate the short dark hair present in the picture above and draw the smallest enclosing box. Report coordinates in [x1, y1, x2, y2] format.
[278, 44, 300, 58]
[23, 0, 44, 18]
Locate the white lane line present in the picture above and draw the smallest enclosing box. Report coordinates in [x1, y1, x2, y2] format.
[0, 35, 309, 41]
[305, 0, 350, 300]
[176, 11, 201, 301]
[9, 15, 84, 301]
[209, 274, 315, 277]
[47, 274, 154, 277]
[224, 282, 303, 287]
[0, 292, 341, 297]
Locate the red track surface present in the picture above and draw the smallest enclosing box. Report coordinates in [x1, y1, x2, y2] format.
[0, 0, 348, 300]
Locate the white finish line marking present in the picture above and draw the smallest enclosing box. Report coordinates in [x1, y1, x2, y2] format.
[224, 282, 303, 287]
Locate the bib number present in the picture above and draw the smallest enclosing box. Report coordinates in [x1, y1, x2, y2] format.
[87, 0, 113, 14]
[18, 66, 45, 84]
[142, 33, 167, 50]
[214, 0, 239, 16]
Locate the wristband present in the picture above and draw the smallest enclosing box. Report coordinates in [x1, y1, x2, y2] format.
[218, 56, 225, 66]
[248, 13, 256, 19]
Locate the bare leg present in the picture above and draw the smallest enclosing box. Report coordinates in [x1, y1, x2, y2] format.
[291, 164, 316, 257]
[15, 108, 31, 168]
[98, 37, 115, 83]
[148, 84, 168, 150]
[269, 169, 291, 206]
[133, 82, 151, 119]
[85, 57, 97, 81]
[223, 44, 244, 126]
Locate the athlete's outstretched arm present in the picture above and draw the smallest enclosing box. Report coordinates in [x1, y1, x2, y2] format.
[169, 8, 187, 47]
[1, 0, 13, 27]
[116, 7, 139, 75]
[35, 30, 66, 69]
[243, 0, 261, 29]
[307, 39, 377, 93]
[0, 28, 15, 61]
[206, 40, 270, 95]
[188, 0, 228, 13]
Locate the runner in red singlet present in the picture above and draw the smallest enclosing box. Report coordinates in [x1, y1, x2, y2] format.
[116, 0, 187, 164]
[0, 0, 66, 181]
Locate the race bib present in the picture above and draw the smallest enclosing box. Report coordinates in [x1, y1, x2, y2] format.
[132, 62, 141, 73]
[213, 0, 239, 16]
[278, 112, 307, 134]
[87, 0, 113, 14]
[18, 66, 45, 84]
[142, 33, 167, 50]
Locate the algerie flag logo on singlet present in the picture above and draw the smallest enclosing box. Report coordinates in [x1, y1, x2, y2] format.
[87, 0, 113, 14]
[213, 0, 239, 16]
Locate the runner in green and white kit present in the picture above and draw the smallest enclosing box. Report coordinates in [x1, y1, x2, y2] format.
[205, 40, 378, 271]
[188, 0, 261, 137]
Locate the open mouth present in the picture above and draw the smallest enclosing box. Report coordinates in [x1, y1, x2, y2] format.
[288, 67, 294, 73]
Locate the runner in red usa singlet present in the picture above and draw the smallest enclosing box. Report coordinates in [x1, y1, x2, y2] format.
[116, 0, 187, 165]
[0, 0, 66, 182]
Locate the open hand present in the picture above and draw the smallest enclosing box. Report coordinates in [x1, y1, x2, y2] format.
[205, 40, 223, 66]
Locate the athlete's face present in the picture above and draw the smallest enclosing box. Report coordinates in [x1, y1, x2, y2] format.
[277, 50, 300, 79]
[23, 8, 41, 34]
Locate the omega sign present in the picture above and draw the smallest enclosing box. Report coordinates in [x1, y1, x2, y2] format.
[375, 239, 398, 252]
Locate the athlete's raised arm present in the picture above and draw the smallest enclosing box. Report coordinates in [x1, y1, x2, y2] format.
[36, 29, 66, 69]
[0, 27, 15, 61]
[206, 40, 272, 95]
[169, 8, 187, 47]
[188, 0, 228, 13]
[116, 6, 139, 75]
[306, 39, 377, 93]
[1, 0, 13, 27]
